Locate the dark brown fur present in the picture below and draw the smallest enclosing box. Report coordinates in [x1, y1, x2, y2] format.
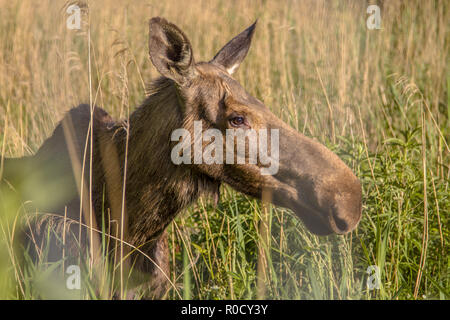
[0, 17, 362, 299]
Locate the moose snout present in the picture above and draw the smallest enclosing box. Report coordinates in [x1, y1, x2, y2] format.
[282, 172, 362, 236]
[320, 174, 362, 234]
[267, 115, 363, 236]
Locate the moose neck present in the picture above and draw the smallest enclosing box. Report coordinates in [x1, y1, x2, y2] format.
[114, 78, 218, 245]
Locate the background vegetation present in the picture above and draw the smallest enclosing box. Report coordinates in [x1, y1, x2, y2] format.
[0, 0, 448, 299]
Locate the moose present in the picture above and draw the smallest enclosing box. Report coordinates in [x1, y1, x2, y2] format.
[0, 17, 362, 298]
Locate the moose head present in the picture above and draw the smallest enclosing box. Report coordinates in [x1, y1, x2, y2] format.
[147, 17, 362, 235]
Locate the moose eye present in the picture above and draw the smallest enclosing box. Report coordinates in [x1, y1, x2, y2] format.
[229, 116, 246, 127]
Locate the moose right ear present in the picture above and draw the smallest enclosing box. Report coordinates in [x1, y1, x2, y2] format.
[148, 17, 196, 85]
[210, 21, 257, 75]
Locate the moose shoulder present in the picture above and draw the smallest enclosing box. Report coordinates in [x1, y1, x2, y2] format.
[0, 17, 362, 298]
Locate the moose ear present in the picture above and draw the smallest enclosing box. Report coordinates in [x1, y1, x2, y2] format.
[148, 17, 196, 85]
[211, 21, 257, 75]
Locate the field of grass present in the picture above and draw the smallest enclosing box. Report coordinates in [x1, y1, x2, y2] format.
[0, 0, 448, 299]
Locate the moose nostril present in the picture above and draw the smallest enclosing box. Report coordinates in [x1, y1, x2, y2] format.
[330, 206, 349, 232]
[333, 215, 348, 232]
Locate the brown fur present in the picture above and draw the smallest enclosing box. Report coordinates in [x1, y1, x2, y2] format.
[0, 17, 362, 299]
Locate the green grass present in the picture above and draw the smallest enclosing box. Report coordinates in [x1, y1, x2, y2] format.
[171, 132, 449, 300]
[0, 0, 449, 299]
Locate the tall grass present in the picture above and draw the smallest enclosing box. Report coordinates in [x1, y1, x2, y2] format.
[0, 0, 448, 299]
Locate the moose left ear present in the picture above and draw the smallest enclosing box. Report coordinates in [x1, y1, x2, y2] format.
[211, 21, 257, 75]
[149, 17, 196, 85]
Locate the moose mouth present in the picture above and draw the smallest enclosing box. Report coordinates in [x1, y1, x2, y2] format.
[270, 194, 332, 236]
[273, 193, 353, 236]
[291, 203, 335, 236]
[268, 171, 361, 236]
[291, 199, 358, 236]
